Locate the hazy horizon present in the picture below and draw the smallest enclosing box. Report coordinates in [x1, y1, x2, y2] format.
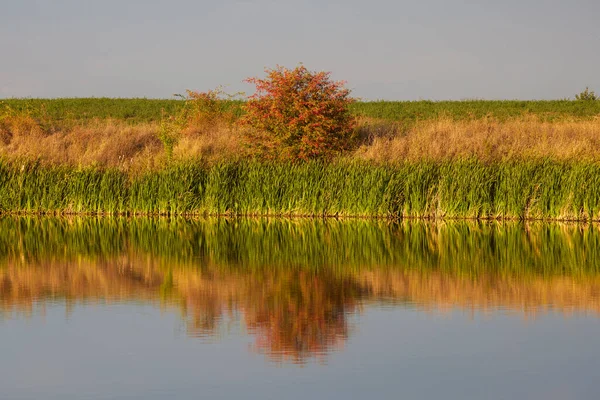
[1, 0, 599, 100]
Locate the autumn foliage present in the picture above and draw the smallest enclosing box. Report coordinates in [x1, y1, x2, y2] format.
[241, 65, 356, 160]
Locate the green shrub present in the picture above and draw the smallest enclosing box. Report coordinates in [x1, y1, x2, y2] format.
[575, 87, 598, 101]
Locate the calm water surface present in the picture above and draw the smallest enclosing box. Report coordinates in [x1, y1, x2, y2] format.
[1, 217, 600, 399]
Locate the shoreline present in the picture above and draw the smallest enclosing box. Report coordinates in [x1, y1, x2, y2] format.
[1, 210, 600, 223]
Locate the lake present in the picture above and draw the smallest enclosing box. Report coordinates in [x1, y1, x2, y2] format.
[1, 217, 599, 399]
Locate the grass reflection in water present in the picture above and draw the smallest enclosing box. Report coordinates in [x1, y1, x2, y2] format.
[1, 217, 599, 363]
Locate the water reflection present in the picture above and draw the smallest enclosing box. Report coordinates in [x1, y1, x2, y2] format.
[1, 217, 600, 363]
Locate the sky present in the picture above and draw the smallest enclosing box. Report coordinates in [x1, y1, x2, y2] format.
[1, 0, 599, 100]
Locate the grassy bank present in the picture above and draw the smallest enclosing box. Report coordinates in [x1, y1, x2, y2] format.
[2, 98, 599, 219]
[1, 159, 599, 220]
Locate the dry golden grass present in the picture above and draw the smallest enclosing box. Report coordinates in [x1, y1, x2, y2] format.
[354, 115, 600, 162]
[174, 120, 244, 162]
[0, 116, 247, 170]
[2, 113, 600, 167]
[0, 117, 161, 169]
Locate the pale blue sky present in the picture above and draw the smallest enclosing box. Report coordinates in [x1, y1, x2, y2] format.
[1, 0, 599, 100]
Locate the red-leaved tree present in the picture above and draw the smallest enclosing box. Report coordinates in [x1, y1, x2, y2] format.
[241, 65, 356, 160]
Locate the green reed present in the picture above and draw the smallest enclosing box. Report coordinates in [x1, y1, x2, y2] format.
[1, 159, 599, 220]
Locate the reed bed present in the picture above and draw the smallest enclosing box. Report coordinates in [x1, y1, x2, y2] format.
[1, 159, 599, 220]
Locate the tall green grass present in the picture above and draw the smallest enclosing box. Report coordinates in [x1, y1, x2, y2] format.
[1, 159, 599, 220]
[350, 100, 600, 122]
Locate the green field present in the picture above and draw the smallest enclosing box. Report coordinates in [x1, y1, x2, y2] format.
[2, 98, 600, 125]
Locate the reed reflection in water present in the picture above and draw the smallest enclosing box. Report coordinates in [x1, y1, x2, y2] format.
[1, 216, 600, 363]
